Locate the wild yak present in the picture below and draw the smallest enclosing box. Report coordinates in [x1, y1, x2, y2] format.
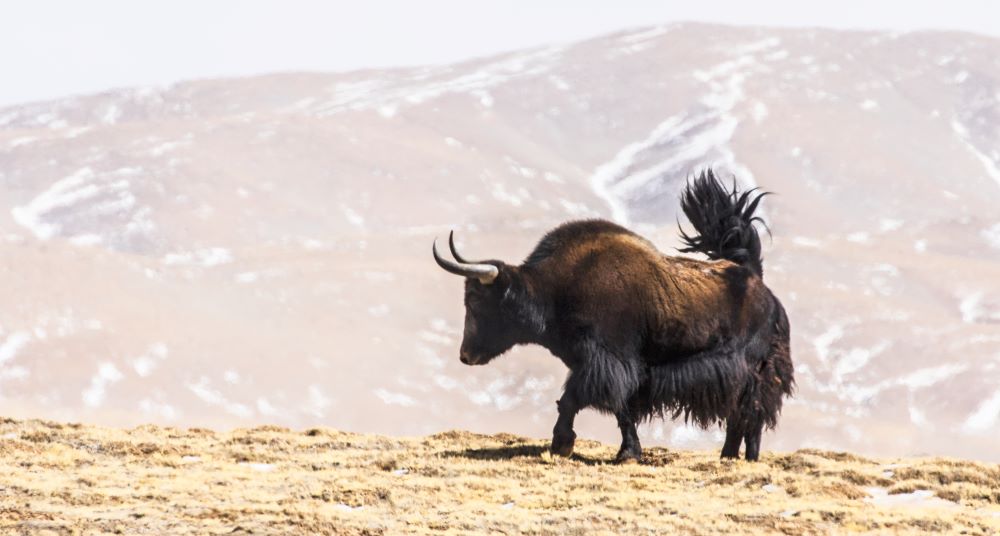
[432, 170, 793, 462]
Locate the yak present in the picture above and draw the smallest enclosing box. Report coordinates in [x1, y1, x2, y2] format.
[432, 170, 793, 462]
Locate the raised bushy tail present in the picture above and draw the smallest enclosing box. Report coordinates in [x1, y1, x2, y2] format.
[678, 169, 769, 276]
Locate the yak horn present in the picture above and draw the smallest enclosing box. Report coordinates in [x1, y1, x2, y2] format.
[433, 237, 498, 284]
[448, 230, 483, 265]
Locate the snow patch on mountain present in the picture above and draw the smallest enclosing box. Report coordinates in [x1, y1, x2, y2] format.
[302, 385, 334, 418]
[587, 38, 776, 225]
[952, 118, 1000, 187]
[982, 223, 1000, 250]
[962, 388, 1000, 433]
[374, 388, 417, 407]
[163, 248, 233, 267]
[82, 362, 124, 408]
[958, 292, 1000, 324]
[0, 332, 31, 366]
[131, 343, 169, 378]
[187, 376, 253, 418]
[311, 45, 563, 117]
[11, 166, 154, 249]
[138, 397, 179, 420]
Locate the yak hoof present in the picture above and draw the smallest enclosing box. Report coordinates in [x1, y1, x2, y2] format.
[614, 447, 641, 465]
[550, 433, 576, 458]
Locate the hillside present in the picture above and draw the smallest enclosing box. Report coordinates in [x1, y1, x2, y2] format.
[1, 23, 1000, 461]
[1, 419, 998, 534]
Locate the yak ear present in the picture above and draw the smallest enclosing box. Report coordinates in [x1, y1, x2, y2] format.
[498, 269, 546, 334]
[492, 263, 514, 288]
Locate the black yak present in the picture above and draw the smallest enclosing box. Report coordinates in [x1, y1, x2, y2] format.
[432, 170, 793, 462]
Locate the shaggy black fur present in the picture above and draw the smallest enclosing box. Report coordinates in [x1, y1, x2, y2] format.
[437, 169, 794, 462]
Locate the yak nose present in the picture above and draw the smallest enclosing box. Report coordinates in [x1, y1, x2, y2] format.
[459, 351, 473, 365]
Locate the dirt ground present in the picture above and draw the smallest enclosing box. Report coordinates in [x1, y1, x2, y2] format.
[1, 418, 998, 535]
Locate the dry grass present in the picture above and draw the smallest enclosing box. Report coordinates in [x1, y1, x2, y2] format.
[1, 418, 998, 535]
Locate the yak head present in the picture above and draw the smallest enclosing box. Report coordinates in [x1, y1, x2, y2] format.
[433, 232, 545, 366]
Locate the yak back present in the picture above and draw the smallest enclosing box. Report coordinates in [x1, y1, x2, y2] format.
[521, 219, 769, 362]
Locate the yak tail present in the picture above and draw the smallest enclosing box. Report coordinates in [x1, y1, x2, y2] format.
[678, 169, 770, 276]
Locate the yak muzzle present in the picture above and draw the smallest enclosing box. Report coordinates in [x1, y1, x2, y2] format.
[459, 351, 487, 366]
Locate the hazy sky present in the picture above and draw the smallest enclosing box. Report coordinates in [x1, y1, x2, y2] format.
[1, 0, 997, 107]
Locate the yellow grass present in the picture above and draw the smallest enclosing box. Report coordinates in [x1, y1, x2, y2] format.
[1, 418, 998, 535]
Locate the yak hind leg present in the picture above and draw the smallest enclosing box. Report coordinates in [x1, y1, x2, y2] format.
[720, 417, 743, 459]
[721, 393, 767, 461]
[743, 420, 764, 462]
[614, 409, 642, 464]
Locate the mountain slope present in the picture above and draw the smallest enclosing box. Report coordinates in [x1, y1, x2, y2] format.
[1, 23, 999, 461]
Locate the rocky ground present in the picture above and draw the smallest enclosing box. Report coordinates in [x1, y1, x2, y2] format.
[1, 418, 998, 534]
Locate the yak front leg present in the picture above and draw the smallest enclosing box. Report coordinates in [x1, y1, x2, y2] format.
[550, 393, 580, 457]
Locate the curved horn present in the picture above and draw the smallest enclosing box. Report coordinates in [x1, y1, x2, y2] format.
[449, 230, 483, 264]
[433, 237, 498, 284]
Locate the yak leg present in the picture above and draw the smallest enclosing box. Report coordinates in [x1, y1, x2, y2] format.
[550, 393, 579, 457]
[744, 421, 764, 462]
[720, 417, 743, 459]
[614, 409, 642, 464]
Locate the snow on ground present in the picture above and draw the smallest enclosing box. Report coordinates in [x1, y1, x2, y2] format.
[865, 488, 958, 509]
[240, 462, 277, 472]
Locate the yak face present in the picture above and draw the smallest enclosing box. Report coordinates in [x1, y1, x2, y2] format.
[459, 272, 524, 365]
[432, 232, 545, 366]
